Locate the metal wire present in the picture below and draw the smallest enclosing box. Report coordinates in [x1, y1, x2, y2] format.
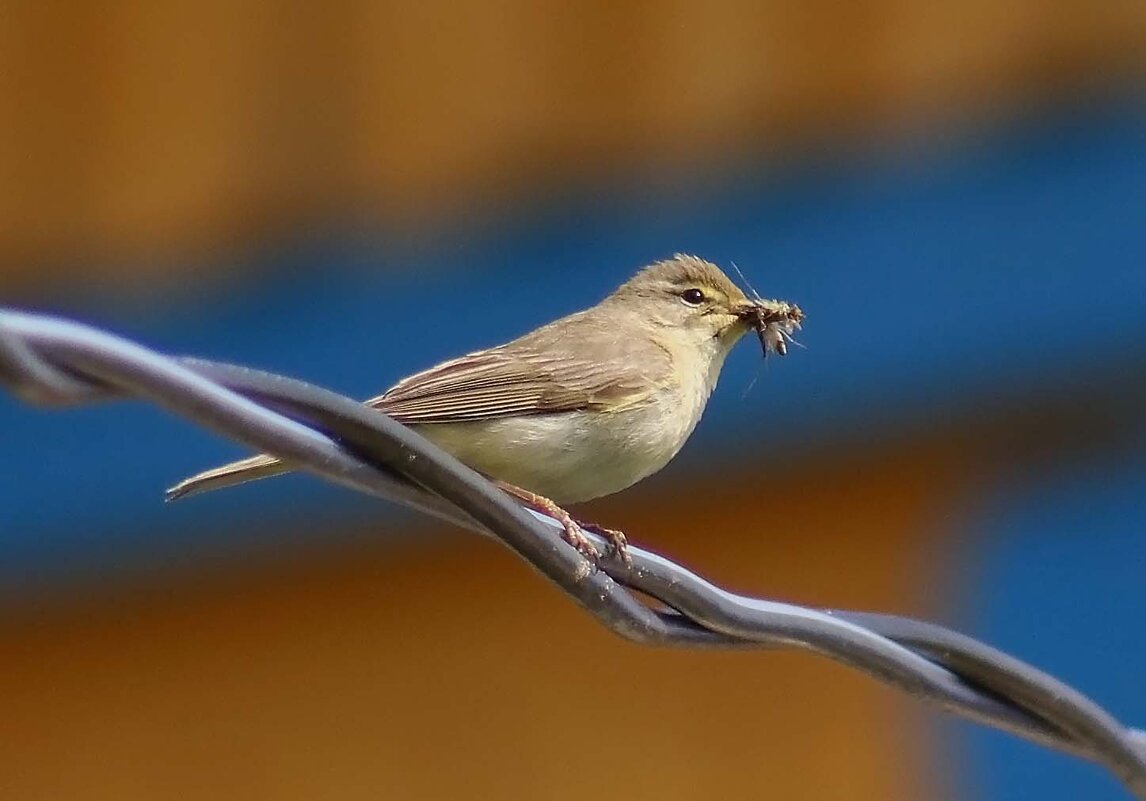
[3, 307, 1145, 797]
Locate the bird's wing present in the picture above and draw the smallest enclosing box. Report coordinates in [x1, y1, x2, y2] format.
[366, 346, 663, 424]
[367, 310, 673, 425]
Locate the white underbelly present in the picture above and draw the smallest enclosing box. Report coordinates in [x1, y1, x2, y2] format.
[414, 397, 698, 504]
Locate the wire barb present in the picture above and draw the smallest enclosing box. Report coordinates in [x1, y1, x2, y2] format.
[2, 307, 1146, 798]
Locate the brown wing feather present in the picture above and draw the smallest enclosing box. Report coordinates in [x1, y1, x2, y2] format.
[366, 310, 672, 425]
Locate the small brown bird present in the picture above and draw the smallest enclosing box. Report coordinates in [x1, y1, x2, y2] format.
[167, 254, 804, 563]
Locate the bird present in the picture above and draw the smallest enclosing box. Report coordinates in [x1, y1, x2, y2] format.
[167, 254, 804, 564]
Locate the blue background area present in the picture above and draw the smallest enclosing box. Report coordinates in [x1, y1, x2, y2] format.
[951, 449, 1146, 800]
[4, 101, 1146, 594]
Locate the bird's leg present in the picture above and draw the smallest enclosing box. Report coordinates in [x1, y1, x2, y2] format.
[493, 481, 632, 564]
[493, 481, 598, 560]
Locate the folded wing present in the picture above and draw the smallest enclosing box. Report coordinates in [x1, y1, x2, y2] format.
[369, 347, 662, 423]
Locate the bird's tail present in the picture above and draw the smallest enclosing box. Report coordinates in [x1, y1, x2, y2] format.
[165, 454, 289, 501]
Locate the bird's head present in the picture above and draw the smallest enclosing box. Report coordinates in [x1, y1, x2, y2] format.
[609, 254, 803, 357]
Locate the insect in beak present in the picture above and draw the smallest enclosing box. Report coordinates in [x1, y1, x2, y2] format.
[738, 301, 805, 358]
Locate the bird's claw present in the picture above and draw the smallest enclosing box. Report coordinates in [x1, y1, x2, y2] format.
[559, 520, 602, 562]
[580, 522, 632, 567]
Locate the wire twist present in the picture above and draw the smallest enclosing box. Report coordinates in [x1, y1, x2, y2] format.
[2, 308, 1145, 797]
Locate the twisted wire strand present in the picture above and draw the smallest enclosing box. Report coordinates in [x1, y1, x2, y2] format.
[2, 308, 1144, 798]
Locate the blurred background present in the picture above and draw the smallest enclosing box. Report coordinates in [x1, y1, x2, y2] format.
[3, 3, 1146, 799]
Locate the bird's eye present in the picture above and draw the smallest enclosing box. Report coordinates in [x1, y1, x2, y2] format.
[680, 288, 706, 306]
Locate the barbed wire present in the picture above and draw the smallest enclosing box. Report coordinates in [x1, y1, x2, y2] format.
[2, 307, 1145, 797]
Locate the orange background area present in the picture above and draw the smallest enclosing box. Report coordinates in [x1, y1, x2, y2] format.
[3, 1, 1145, 286]
[1, 441, 963, 800]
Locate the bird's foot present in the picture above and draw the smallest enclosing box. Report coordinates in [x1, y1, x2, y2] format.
[494, 481, 602, 562]
[578, 521, 632, 567]
[558, 519, 602, 562]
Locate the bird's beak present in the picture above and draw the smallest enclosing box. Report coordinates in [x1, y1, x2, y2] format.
[734, 300, 766, 324]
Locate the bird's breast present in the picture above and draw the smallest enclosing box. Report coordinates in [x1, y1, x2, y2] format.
[412, 382, 709, 505]
[411, 336, 732, 505]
